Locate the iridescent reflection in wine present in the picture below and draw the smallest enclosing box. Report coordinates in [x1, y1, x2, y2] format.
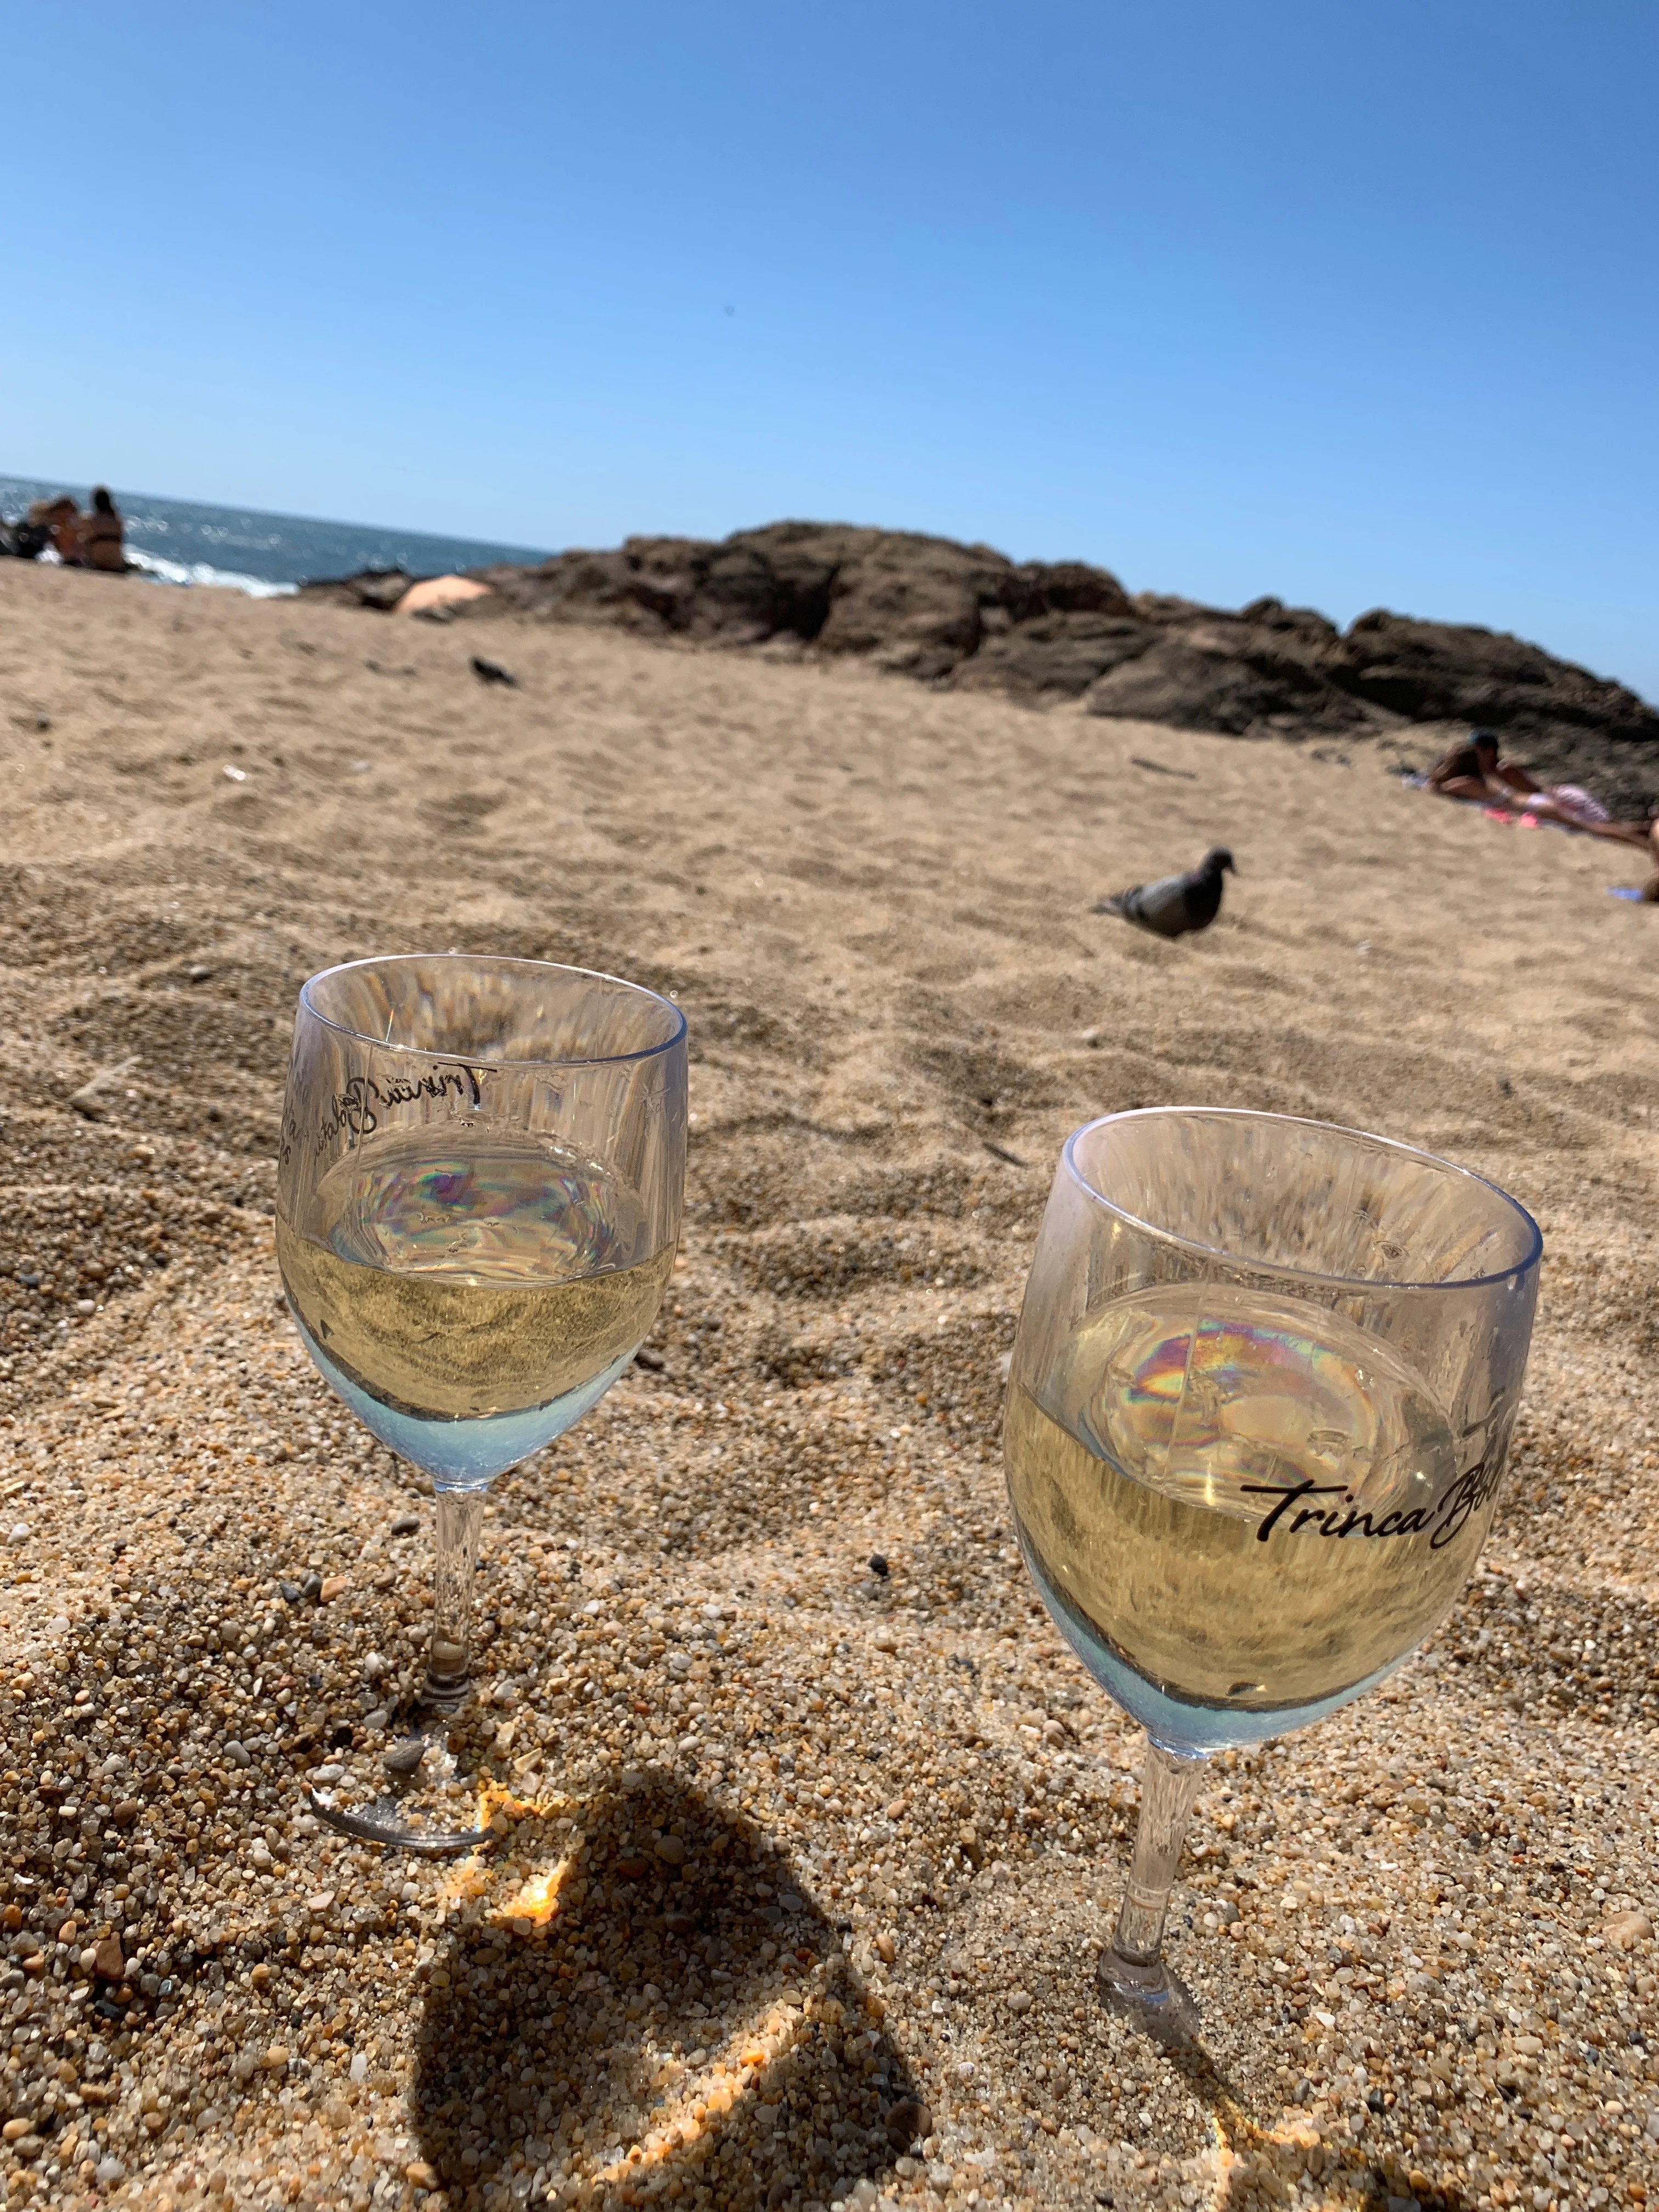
[278, 1135, 672, 1487]
[1005, 1285, 1496, 1749]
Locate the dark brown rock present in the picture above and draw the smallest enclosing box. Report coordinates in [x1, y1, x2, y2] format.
[1018, 560, 1135, 618]
[1084, 622, 1373, 737]
[1238, 596, 1342, 648]
[952, 612, 1155, 698]
[812, 538, 986, 675]
[1327, 609, 1659, 748]
[885, 2096, 932, 2149]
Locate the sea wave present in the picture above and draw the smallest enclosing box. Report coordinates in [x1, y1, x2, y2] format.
[125, 546, 298, 599]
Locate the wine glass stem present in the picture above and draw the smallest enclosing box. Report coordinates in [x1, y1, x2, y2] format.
[425, 1489, 485, 1712]
[1112, 1739, 1208, 1968]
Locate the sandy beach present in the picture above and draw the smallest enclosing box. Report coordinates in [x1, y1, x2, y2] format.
[0, 555, 1654, 2212]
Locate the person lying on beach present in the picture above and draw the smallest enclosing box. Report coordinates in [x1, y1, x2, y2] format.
[81, 486, 125, 574]
[1429, 730, 1657, 850]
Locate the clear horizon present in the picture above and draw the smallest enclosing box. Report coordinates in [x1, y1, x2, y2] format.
[5, 3, 1657, 698]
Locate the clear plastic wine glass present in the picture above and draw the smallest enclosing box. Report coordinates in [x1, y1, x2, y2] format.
[1003, 1107, 1541, 2040]
[275, 954, 686, 1851]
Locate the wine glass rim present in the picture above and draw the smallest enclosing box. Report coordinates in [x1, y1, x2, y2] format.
[1061, 1105, 1543, 1292]
[297, 952, 687, 1069]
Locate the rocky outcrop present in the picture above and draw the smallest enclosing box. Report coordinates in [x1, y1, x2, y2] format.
[466, 522, 1139, 686]
[303, 521, 1659, 807]
[1325, 609, 1659, 748]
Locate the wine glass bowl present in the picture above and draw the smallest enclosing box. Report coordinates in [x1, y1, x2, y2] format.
[276, 954, 686, 1848]
[1003, 1108, 1540, 2037]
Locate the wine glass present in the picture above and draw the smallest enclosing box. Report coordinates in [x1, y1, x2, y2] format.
[275, 954, 686, 1850]
[1003, 1107, 1541, 2040]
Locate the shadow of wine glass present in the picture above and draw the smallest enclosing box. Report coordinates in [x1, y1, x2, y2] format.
[411, 1768, 926, 2209]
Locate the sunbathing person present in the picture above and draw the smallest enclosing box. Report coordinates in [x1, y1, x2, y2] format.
[1429, 730, 1656, 849]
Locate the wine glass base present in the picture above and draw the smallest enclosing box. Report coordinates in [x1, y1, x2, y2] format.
[303, 1784, 493, 1855]
[301, 1705, 493, 1855]
[1096, 1944, 1201, 2048]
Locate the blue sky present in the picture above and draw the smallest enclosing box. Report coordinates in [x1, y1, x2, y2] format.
[6, 3, 1657, 695]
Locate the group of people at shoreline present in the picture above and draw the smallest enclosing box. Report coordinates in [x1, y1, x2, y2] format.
[3, 487, 126, 571]
[1429, 728, 1659, 898]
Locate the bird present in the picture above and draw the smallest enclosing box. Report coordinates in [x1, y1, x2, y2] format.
[1096, 846, 1235, 938]
[470, 655, 518, 687]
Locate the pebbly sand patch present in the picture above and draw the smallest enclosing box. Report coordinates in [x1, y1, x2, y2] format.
[0, 557, 1654, 2209]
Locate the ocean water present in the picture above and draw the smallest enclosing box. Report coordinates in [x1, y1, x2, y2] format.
[0, 473, 548, 599]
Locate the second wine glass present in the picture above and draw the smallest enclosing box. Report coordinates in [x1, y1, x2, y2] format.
[275, 953, 686, 1849]
[1003, 1108, 1540, 2040]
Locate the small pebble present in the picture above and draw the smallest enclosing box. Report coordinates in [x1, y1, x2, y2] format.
[886, 2098, 932, 2149]
[1605, 1908, 1654, 1949]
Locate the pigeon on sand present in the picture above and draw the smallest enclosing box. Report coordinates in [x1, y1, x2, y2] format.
[1096, 846, 1235, 938]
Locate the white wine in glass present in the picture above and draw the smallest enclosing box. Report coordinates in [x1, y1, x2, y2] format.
[276, 1135, 674, 1485]
[276, 955, 686, 1850]
[1004, 1109, 1539, 2038]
